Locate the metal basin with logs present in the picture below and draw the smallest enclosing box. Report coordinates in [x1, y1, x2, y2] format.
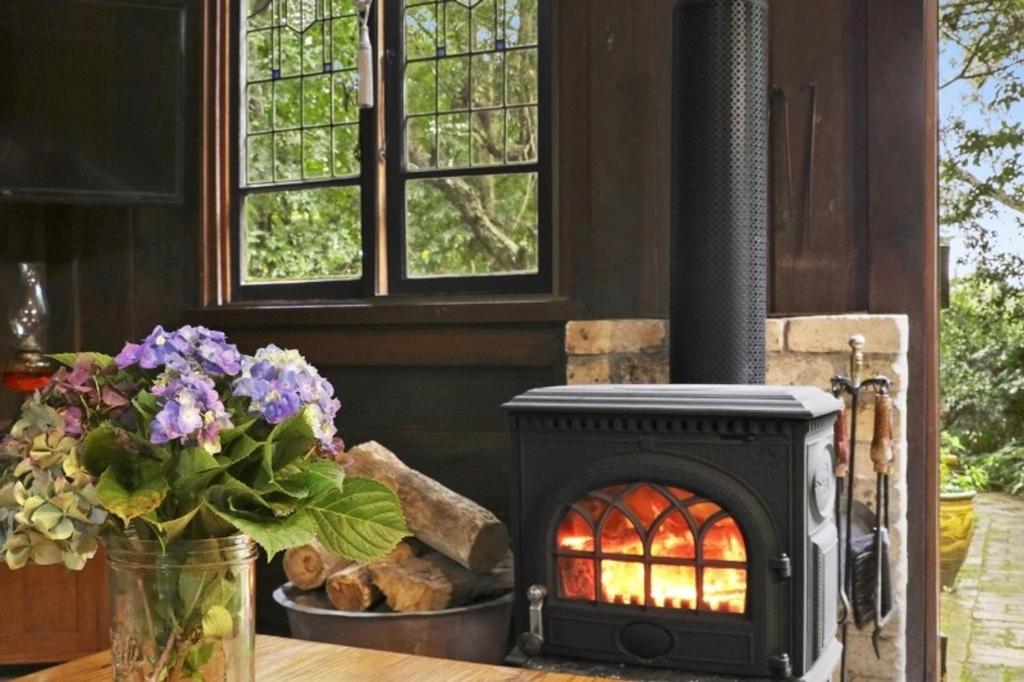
[273, 583, 513, 664]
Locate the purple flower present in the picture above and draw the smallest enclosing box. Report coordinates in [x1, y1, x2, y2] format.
[50, 357, 99, 401]
[60, 407, 83, 436]
[116, 325, 241, 377]
[151, 373, 233, 453]
[232, 345, 341, 449]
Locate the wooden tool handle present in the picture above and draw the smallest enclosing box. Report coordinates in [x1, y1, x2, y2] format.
[834, 407, 850, 478]
[870, 392, 895, 474]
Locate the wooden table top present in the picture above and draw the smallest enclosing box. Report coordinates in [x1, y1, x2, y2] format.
[14, 634, 612, 681]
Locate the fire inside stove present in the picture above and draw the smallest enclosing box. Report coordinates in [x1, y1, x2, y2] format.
[555, 483, 748, 614]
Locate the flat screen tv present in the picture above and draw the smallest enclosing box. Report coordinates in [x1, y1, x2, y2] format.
[0, 0, 187, 204]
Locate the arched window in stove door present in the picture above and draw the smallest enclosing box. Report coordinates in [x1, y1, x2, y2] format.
[554, 483, 748, 614]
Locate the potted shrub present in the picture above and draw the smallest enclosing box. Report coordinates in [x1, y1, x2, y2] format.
[0, 326, 407, 681]
[939, 433, 986, 589]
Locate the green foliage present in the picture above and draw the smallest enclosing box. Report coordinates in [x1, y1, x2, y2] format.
[972, 443, 1024, 495]
[305, 477, 410, 561]
[940, 0, 1024, 276]
[48, 352, 115, 369]
[941, 274, 1024, 454]
[940, 432, 984, 493]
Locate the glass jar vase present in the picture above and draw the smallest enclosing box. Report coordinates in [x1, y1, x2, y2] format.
[106, 535, 257, 682]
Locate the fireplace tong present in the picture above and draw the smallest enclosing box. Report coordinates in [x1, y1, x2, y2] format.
[830, 334, 897, 675]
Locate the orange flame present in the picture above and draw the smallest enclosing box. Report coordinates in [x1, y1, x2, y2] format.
[556, 484, 747, 614]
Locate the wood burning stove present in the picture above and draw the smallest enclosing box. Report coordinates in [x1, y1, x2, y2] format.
[504, 385, 843, 680]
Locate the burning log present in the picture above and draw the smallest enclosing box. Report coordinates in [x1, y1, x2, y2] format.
[283, 541, 352, 590]
[343, 441, 510, 573]
[325, 542, 419, 612]
[370, 552, 514, 613]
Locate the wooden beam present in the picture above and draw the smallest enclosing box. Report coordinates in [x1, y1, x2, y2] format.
[199, 0, 233, 307]
[865, 1, 940, 678]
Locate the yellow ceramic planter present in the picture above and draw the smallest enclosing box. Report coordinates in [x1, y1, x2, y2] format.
[939, 490, 977, 589]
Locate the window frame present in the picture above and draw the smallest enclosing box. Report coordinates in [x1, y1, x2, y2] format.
[230, 1, 380, 301]
[227, 0, 551, 302]
[383, 0, 552, 296]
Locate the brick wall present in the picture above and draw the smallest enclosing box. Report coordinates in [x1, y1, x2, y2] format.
[565, 315, 910, 681]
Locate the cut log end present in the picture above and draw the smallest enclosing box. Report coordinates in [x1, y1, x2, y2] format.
[467, 522, 511, 574]
[326, 564, 381, 611]
[283, 542, 351, 590]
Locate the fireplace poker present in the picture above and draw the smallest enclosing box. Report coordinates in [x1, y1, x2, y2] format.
[869, 380, 897, 657]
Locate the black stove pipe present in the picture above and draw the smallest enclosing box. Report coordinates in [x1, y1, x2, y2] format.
[670, 0, 769, 384]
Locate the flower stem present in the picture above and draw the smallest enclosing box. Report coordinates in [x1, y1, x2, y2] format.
[146, 628, 178, 682]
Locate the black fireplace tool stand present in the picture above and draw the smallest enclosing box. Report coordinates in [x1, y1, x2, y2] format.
[829, 335, 898, 681]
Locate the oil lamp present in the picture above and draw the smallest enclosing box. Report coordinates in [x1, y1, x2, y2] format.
[3, 262, 55, 394]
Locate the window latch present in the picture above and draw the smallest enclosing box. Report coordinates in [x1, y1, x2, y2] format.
[378, 142, 387, 162]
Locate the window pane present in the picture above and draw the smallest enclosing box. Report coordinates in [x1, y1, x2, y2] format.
[333, 71, 359, 124]
[506, 105, 537, 163]
[402, 0, 539, 172]
[405, 3, 437, 60]
[247, 30, 273, 81]
[242, 186, 362, 284]
[241, 0, 363, 188]
[471, 0, 497, 51]
[405, 172, 538, 277]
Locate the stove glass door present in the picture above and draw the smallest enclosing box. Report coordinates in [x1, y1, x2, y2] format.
[555, 483, 748, 614]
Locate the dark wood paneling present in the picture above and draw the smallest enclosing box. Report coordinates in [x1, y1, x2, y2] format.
[570, 0, 673, 320]
[769, 0, 869, 314]
[865, 1, 940, 678]
[227, 325, 564, 369]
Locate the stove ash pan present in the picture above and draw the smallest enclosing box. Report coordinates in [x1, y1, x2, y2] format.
[503, 385, 844, 681]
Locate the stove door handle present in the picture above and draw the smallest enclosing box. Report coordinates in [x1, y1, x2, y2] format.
[518, 584, 548, 656]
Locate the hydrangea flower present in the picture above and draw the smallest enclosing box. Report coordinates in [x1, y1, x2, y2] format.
[151, 373, 234, 454]
[0, 395, 106, 571]
[116, 325, 241, 376]
[232, 345, 341, 449]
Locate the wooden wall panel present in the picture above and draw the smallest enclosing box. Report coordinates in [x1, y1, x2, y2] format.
[0, 550, 109, 665]
[567, 0, 673, 320]
[866, 1, 940, 678]
[769, 0, 869, 314]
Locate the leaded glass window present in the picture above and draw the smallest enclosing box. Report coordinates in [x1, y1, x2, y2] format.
[234, 0, 547, 299]
[240, 0, 368, 291]
[392, 0, 543, 290]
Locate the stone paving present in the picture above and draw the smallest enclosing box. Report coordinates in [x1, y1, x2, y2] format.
[942, 493, 1024, 681]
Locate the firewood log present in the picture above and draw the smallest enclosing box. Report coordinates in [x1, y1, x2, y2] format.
[326, 564, 380, 611]
[283, 541, 351, 590]
[325, 541, 420, 612]
[343, 441, 510, 573]
[369, 552, 514, 613]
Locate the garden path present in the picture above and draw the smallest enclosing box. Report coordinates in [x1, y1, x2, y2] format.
[942, 493, 1024, 681]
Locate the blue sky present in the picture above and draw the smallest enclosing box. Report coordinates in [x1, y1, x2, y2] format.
[940, 42, 1024, 278]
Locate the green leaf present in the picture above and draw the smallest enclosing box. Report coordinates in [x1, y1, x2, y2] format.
[79, 426, 126, 476]
[96, 461, 170, 523]
[267, 414, 316, 469]
[48, 352, 115, 369]
[219, 419, 257, 446]
[218, 433, 263, 468]
[306, 477, 408, 562]
[161, 507, 200, 543]
[176, 448, 221, 479]
[204, 503, 315, 559]
[202, 605, 233, 638]
[184, 641, 215, 680]
[132, 390, 159, 419]
[285, 458, 345, 497]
